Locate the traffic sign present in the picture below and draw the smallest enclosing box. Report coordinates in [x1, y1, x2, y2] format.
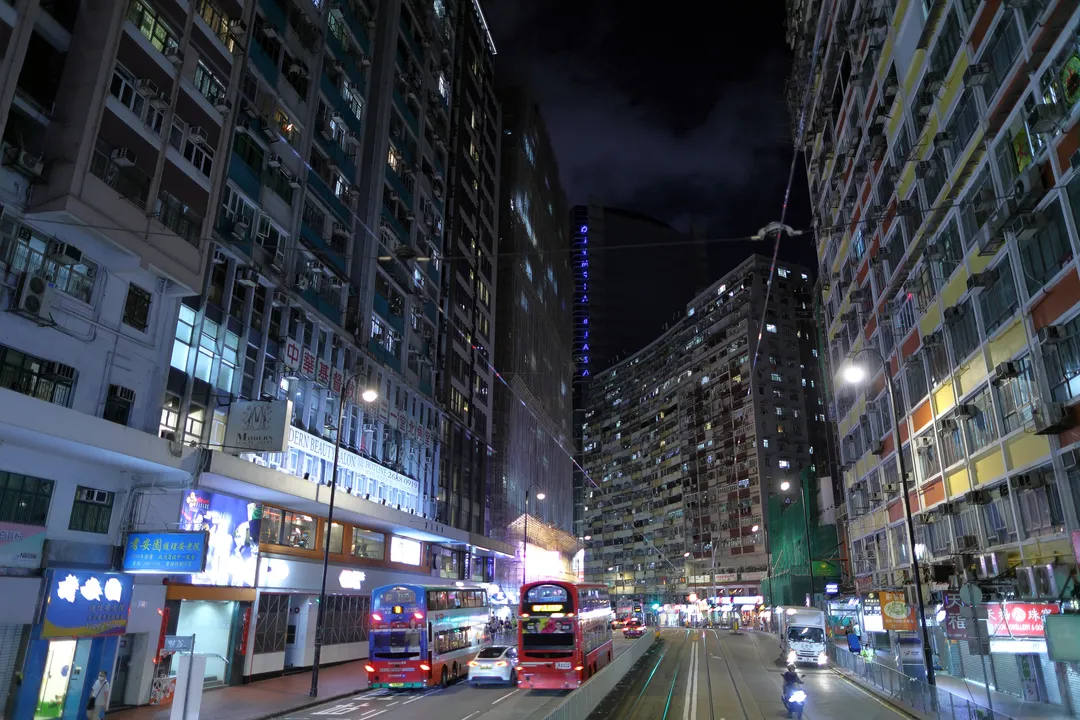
[959, 583, 983, 606]
[164, 635, 194, 653]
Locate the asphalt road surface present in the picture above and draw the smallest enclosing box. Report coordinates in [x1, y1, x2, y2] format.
[278, 635, 638, 720]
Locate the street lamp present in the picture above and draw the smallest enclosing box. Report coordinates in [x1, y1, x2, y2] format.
[841, 347, 936, 687]
[780, 477, 815, 609]
[522, 484, 545, 585]
[310, 373, 377, 698]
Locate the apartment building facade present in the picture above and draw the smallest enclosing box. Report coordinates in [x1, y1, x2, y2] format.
[494, 87, 576, 590]
[0, 0, 512, 716]
[582, 255, 827, 607]
[788, 0, 1080, 708]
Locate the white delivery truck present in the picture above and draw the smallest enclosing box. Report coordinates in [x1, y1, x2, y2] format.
[777, 606, 828, 666]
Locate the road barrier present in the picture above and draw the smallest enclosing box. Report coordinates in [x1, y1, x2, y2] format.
[539, 633, 657, 720]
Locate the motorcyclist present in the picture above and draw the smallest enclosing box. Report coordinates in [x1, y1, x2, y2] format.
[782, 667, 802, 698]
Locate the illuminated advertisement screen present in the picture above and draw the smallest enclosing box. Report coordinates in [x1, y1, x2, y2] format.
[180, 489, 261, 587]
[390, 537, 422, 565]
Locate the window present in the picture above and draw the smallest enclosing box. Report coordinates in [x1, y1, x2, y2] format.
[766, 323, 777, 333]
[997, 354, 1037, 433]
[128, 0, 179, 54]
[905, 354, 928, 405]
[978, 257, 1018, 335]
[939, 415, 965, 468]
[1015, 475, 1064, 537]
[69, 485, 115, 534]
[964, 385, 998, 448]
[233, 131, 265, 172]
[945, 301, 979, 361]
[322, 521, 344, 553]
[195, 319, 220, 382]
[0, 343, 77, 408]
[980, 489, 1017, 546]
[283, 511, 316, 549]
[0, 219, 98, 303]
[1044, 314, 1080, 402]
[171, 305, 197, 371]
[103, 385, 135, 426]
[260, 506, 284, 544]
[932, 218, 964, 283]
[109, 64, 166, 134]
[193, 61, 227, 106]
[982, 14, 1022, 99]
[351, 528, 385, 559]
[0, 471, 53, 525]
[122, 283, 152, 331]
[1019, 199, 1071, 295]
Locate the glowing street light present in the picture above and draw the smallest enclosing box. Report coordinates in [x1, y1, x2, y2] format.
[361, 388, 378, 403]
[841, 364, 868, 385]
[780, 480, 791, 491]
[752, 525, 760, 533]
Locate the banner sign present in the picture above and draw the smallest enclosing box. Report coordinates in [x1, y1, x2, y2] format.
[41, 569, 133, 638]
[0, 521, 45, 569]
[986, 603, 1058, 638]
[123, 531, 208, 574]
[881, 591, 916, 631]
[943, 593, 968, 639]
[224, 400, 291, 453]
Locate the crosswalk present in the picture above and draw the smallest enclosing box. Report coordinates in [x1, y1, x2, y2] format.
[283, 687, 445, 719]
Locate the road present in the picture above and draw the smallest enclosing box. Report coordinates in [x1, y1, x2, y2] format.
[599, 628, 906, 720]
[277, 635, 638, 720]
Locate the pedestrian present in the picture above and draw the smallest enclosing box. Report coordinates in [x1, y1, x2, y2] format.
[86, 671, 110, 720]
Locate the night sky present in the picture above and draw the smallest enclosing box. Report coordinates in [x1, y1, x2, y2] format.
[485, 0, 818, 277]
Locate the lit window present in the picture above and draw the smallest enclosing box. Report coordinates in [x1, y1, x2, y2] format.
[778, 268, 789, 278]
[766, 324, 777, 333]
[778, 460, 790, 469]
[763, 439, 769, 448]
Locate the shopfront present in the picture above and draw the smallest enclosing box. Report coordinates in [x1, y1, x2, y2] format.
[11, 569, 134, 720]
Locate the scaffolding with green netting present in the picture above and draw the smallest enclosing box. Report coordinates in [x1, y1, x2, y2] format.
[760, 467, 841, 607]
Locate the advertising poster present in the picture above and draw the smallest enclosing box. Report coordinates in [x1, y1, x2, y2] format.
[41, 569, 133, 638]
[122, 531, 208, 574]
[986, 603, 1058, 637]
[0, 521, 46, 568]
[881, 591, 916, 632]
[180, 489, 262, 587]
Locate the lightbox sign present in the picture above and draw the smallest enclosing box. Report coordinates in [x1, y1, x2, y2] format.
[390, 537, 422, 565]
[339, 569, 367, 590]
[122, 531, 208, 574]
[41, 569, 133, 638]
[223, 400, 292, 453]
[179, 490, 261, 587]
[825, 583, 839, 594]
[573, 220, 590, 379]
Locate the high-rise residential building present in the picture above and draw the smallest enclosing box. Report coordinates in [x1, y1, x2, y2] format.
[0, 1, 512, 715]
[494, 86, 576, 589]
[788, 0, 1080, 708]
[582, 254, 828, 609]
[436, 0, 499, 535]
[569, 203, 711, 538]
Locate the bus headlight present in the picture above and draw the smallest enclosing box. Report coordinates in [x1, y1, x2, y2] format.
[817, 652, 828, 665]
[787, 650, 797, 664]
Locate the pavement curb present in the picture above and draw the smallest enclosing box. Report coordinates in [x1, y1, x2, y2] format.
[829, 665, 932, 720]
[254, 686, 368, 720]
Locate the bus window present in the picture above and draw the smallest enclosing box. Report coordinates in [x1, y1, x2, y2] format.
[525, 584, 569, 604]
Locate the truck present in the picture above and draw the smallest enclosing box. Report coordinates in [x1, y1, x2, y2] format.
[777, 606, 828, 667]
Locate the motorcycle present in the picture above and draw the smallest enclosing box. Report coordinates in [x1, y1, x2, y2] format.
[783, 687, 807, 719]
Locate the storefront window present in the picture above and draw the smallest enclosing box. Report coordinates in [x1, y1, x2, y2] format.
[260, 506, 283, 544]
[351, 528, 385, 559]
[283, 511, 316, 549]
[322, 521, 344, 553]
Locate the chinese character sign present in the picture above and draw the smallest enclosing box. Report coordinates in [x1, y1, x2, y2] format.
[301, 349, 317, 378]
[122, 531, 208, 574]
[986, 603, 1058, 637]
[316, 359, 331, 387]
[881, 591, 916, 631]
[283, 338, 302, 371]
[331, 369, 344, 395]
[42, 569, 133, 638]
[943, 593, 968, 639]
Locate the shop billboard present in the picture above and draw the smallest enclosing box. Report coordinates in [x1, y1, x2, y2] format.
[880, 591, 916, 631]
[986, 602, 1057, 638]
[0, 521, 45, 568]
[40, 569, 133, 638]
[223, 399, 292, 453]
[179, 489, 261, 587]
[122, 531, 208, 574]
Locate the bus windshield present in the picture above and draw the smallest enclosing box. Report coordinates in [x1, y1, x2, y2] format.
[521, 616, 574, 655]
[371, 628, 424, 659]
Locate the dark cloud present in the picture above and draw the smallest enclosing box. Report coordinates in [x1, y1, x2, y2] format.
[486, 0, 812, 254]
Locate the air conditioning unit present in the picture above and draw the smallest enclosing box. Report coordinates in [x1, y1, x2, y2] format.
[1015, 165, 1045, 208]
[111, 147, 136, 167]
[16, 272, 54, 319]
[924, 70, 945, 93]
[332, 224, 349, 241]
[939, 502, 959, 515]
[920, 512, 937, 524]
[213, 249, 227, 264]
[917, 435, 934, 448]
[294, 273, 310, 290]
[939, 418, 958, 431]
[1013, 472, 1047, 490]
[188, 126, 209, 145]
[966, 269, 997, 293]
[267, 154, 283, 169]
[869, 492, 884, 503]
[964, 62, 992, 86]
[78, 488, 111, 504]
[994, 361, 1020, 380]
[924, 240, 945, 260]
[882, 482, 899, 495]
[150, 91, 170, 109]
[871, 440, 886, 455]
[1034, 563, 1070, 597]
[328, 276, 344, 289]
[235, 268, 259, 287]
[1033, 401, 1072, 434]
[1016, 566, 1038, 598]
[1009, 212, 1043, 242]
[1038, 325, 1062, 344]
[970, 490, 992, 506]
[943, 305, 965, 323]
[916, 159, 939, 179]
[47, 241, 83, 265]
[232, 217, 250, 238]
[897, 199, 920, 215]
[933, 131, 953, 150]
[163, 47, 183, 65]
[1028, 103, 1064, 134]
[287, 174, 301, 189]
[956, 535, 979, 552]
[955, 404, 976, 418]
[272, 291, 287, 307]
[135, 78, 159, 96]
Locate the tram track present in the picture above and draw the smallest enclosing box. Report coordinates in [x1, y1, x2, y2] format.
[623, 628, 690, 720]
[707, 629, 752, 720]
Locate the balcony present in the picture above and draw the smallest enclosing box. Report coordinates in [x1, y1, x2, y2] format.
[250, 37, 279, 84]
[156, 191, 203, 247]
[228, 151, 262, 199]
[260, 0, 288, 34]
[306, 169, 349, 223]
[300, 285, 342, 327]
[299, 218, 346, 276]
[393, 89, 418, 133]
[89, 140, 150, 209]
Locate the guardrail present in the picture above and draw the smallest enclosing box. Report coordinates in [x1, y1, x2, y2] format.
[540, 633, 657, 720]
[829, 645, 1019, 720]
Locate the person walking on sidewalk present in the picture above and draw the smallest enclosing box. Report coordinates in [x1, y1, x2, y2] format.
[87, 671, 110, 720]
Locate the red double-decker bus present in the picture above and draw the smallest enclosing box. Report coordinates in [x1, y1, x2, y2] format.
[516, 581, 614, 690]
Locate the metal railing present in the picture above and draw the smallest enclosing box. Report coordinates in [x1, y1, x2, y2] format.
[828, 645, 1019, 720]
[541, 633, 656, 720]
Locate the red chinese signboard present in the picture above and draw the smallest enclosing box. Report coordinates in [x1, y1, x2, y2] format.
[943, 593, 968, 639]
[301, 349, 317, 378]
[283, 338, 302, 371]
[316, 359, 331, 387]
[986, 603, 1058, 638]
[331, 369, 344, 395]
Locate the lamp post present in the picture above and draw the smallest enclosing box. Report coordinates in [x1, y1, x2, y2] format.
[841, 347, 936, 687]
[780, 478, 816, 607]
[310, 373, 377, 698]
[522, 484, 545, 586]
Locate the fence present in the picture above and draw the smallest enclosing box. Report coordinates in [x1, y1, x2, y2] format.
[828, 645, 1019, 720]
[539, 633, 657, 720]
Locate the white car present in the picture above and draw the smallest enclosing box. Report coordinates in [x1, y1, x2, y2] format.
[468, 646, 518, 686]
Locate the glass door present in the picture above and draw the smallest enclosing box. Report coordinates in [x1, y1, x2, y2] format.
[35, 640, 76, 719]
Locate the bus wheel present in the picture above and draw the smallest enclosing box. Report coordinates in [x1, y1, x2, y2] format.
[452, 663, 459, 680]
[440, 667, 449, 688]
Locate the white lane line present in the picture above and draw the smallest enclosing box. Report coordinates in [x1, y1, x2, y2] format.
[402, 689, 439, 704]
[491, 689, 519, 705]
[683, 640, 693, 720]
[460, 712, 481, 720]
[691, 640, 698, 720]
[359, 710, 388, 719]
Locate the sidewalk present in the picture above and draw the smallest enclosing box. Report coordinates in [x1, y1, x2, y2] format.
[107, 661, 368, 720]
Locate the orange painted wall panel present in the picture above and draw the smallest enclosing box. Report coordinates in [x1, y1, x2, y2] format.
[912, 400, 933, 434]
[1031, 270, 1080, 330]
[922, 479, 945, 507]
[969, 0, 1001, 53]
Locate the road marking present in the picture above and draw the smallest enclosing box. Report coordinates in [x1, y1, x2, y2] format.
[460, 712, 481, 720]
[683, 641, 699, 720]
[359, 711, 388, 719]
[402, 690, 438, 704]
[833, 671, 915, 718]
[491, 689, 519, 705]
